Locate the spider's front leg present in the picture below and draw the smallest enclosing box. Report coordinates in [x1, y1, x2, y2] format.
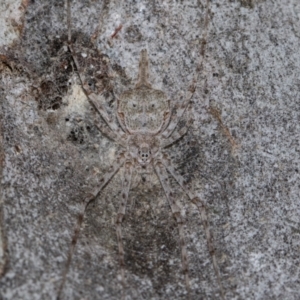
[160, 153, 225, 300]
[115, 160, 134, 299]
[153, 161, 190, 293]
[57, 152, 126, 300]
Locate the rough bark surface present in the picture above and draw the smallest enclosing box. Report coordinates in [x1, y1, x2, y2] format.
[0, 0, 300, 299]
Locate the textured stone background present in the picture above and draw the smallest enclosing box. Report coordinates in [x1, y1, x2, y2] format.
[0, 0, 300, 299]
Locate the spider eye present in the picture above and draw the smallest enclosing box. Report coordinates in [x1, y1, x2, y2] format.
[133, 103, 136, 107]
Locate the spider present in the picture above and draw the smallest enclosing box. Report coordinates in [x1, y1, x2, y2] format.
[58, 0, 224, 299]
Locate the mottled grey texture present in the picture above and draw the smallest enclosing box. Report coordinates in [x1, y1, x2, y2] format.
[0, 0, 300, 299]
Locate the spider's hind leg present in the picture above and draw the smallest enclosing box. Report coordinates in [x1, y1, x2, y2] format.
[161, 106, 193, 148]
[66, 0, 126, 144]
[161, 0, 210, 140]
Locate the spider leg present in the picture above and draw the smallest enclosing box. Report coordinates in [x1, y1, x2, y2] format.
[115, 161, 133, 298]
[154, 161, 190, 293]
[66, 0, 126, 141]
[93, 117, 127, 147]
[161, 125, 188, 148]
[57, 153, 126, 300]
[161, 0, 210, 140]
[84, 90, 126, 139]
[160, 153, 225, 300]
[161, 106, 193, 148]
[161, 89, 195, 139]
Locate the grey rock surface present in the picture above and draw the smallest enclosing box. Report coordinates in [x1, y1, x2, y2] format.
[0, 0, 300, 299]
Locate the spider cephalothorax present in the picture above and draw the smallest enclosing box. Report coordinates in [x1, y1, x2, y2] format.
[128, 134, 160, 166]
